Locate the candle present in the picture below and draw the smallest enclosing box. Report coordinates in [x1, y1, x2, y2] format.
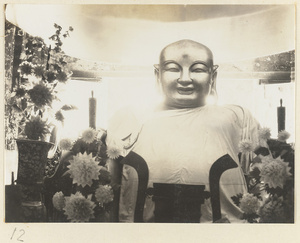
[11, 172, 14, 185]
[277, 99, 285, 132]
[89, 91, 97, 129]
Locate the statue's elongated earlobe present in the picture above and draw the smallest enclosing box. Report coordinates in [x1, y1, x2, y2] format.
[154, 64, 160, 86]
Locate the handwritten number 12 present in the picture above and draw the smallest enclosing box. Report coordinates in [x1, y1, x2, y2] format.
[11, 228, 25, 242]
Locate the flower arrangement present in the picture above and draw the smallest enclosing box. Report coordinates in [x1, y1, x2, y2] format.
[67, 152, 101, 187]
[57, 191, 96, 222]
[232, 129, 294, 223]
[7, 23, 76, 141]
[49, 127, 118, 222]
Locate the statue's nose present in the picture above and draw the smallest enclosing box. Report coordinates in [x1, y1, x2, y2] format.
[178, 68, 192, 84]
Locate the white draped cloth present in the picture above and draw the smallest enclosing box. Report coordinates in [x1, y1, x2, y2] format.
[107, 104, 260, 223]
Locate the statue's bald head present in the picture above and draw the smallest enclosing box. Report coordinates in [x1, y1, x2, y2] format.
[155, 40, 218, 109]
[159, 39, 214, 70]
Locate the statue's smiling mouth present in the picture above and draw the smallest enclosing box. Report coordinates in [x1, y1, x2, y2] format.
[177, 87, 195, 94]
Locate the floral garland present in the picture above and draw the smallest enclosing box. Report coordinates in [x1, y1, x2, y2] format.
[233, 129, 294, 223]
[50, 128, 121, 222]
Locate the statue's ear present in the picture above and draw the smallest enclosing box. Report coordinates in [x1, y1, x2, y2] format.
[154, 64, 160, 83]
[211, 74, 217, 94]
[213, 65, 219, 73]
[212, 65, 218, 85]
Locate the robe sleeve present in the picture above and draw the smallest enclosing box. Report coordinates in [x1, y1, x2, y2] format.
[106, 106, 140, 222]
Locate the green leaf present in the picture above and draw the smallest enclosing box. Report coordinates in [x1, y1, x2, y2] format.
[62, 170, 70, 177]
[12, 104, 23, 112]
[254, 146, 270, 156]
[249, 167, 261, 180]
[231, 193, 243, 207]
[61, 104, 78, 111]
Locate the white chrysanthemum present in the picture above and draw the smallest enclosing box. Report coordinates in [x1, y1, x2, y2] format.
[260, 157, 292, 189]
[259, 196, 286, 223]
[63, 192, 96, 222]
[238, 139, 254, 153]
[59, 138, 73, 151]
[277, 130, 290, 142]
[239, 193, 261, 215]
[67, 152, 102, 187]
[261, 155, 275, 164]
[52, 191, 66, 211]
[19, 61, 34, 75]
[107, 140, 123, 159]
[95, 185, 114, 206]
[82, 128, 97, 144]
[258, 127, 271, 140]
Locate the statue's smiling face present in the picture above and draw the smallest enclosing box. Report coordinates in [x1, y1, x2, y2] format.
[158, 40, 215, 109]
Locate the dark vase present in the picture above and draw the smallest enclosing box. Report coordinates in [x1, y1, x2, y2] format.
[16, 139, 53, 185]
[15, 139, 53, 222]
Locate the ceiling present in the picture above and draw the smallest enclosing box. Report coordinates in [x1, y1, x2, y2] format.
[70, 4, 277, 22]
[5, 4, 295, 66]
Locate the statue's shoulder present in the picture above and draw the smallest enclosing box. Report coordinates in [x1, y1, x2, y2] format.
[107, 106, 140, 140]
[222, 104, 260, 130]
[220, 104, 251, 126]
[222, 104, 245, 115]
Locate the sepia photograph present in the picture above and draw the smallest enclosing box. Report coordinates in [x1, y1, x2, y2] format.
[1, 1, 299, 242]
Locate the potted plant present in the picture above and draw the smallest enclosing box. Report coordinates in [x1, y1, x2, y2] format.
[7, 23, 75, 213]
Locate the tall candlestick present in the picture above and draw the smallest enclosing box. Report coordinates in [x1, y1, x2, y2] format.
[277, 99, 285, 132]
[11, 172, 14, 185]
[89, 91, 97, 129]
